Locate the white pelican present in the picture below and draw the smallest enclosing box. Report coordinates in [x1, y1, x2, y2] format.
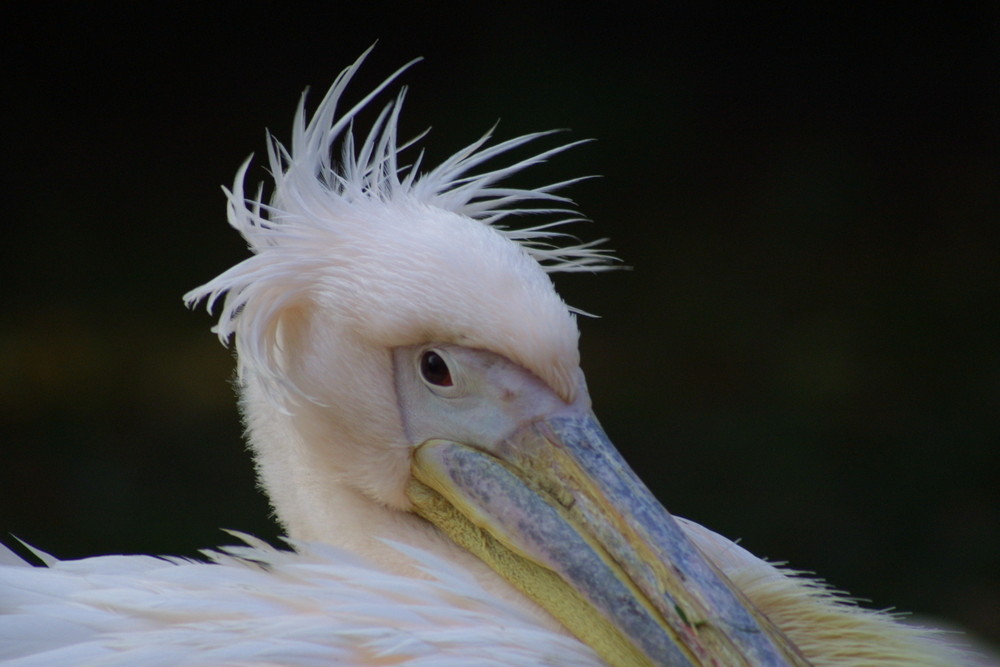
[0, 49, 977, 666]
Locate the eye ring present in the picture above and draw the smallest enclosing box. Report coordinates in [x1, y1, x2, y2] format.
[420, 349, 453, 387]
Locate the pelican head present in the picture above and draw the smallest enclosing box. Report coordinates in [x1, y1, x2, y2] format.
[186, 50, 804, 666]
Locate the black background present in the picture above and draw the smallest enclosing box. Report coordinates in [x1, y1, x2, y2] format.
[2, 3, 997, 649]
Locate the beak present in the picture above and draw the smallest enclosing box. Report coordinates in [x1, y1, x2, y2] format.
[406, 409, 808, 667]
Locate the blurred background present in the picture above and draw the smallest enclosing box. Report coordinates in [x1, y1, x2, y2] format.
[2, 2, 997, 650]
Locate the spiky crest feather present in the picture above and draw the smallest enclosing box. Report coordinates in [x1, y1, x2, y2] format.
[184, 48, 613, 405]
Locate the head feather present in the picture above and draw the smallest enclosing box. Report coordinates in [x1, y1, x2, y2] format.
[185, 49, 615, 405]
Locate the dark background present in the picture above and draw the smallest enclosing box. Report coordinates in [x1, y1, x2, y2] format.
[2, 2, 997, 650]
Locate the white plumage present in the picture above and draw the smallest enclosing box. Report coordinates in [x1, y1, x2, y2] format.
[0, 49, 978, 666]
[1, 535, 601, 665]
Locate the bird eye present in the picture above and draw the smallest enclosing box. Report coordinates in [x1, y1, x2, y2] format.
[420, 350, 453, 387]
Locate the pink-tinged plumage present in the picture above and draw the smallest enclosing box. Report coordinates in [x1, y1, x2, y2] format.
[1, 534, 602, 665]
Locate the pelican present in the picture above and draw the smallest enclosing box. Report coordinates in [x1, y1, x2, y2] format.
[0, 49, 976, 666]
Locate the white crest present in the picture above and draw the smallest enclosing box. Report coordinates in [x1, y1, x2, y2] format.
[185, 47, 615, 332]
[184, 48, 613, 403]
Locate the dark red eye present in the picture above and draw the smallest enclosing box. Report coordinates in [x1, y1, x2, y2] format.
[420, 350, 453, 387]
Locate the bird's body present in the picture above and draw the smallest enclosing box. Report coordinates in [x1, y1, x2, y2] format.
[0, 50, 978, 666]
[0, 534, 601, 665]
[0, 524, 972, 666]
